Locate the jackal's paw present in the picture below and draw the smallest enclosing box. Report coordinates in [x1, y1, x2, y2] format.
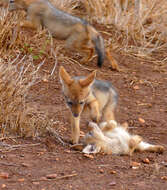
[70, 144, 84, 151]
[155, 145, 165, 154]
[88, 121, 98, 129]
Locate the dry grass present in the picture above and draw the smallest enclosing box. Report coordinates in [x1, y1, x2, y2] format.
[0, 56, 53, 138]
[0, 0, 167, 138]
[82, 0, 167, 61]
[51, 0, 80, 13]
[0, 7, 64, 138]
[0, 60, 63, 139]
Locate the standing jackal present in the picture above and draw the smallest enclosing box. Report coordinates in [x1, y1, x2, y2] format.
[9, 0, 105, 67]
[59, 66, 118, 144]
[82, 121, 165, 155]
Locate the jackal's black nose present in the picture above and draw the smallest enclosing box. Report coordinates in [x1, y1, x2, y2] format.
[73, 113, 79, 117]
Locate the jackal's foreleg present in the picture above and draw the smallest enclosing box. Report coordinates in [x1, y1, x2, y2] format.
[70, 113, 80, 144]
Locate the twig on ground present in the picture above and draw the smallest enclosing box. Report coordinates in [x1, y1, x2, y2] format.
[0, 136, 21, 141]
[0, 143, 41, 152]
[31, 173, 77, 182]
[0, 161, 20, 167]
[46, 126, 67, 146]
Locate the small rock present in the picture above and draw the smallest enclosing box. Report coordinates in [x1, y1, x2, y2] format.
[21, 163, 30, 167]
[64, 150, 71, 153]
[161, 176, 167, 181]
[161, 161, 167, 167]
[18, 178, 25, 182]
[1, 184, 6, 188]
[109, 181, 116, 186]
[42, 78, 49, 82]
[130, 161, 141, 167]
[138, 118, 145, 123]
[46, 173, 57, 179]
[0, 172, 9, 179]
[142, 158, 150, 164]
[110, 170, 117, 174]
[133, 85, 140, 90]
[83, 154, 94, 159]
[132, 166, 139, 170]
[32, 182, 40, 185]
[99, 169, 104, 173]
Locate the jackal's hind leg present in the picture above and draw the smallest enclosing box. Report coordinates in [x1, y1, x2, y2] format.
[102, 106, 115, 122]
[147, 145, 164, 153]
[136, 141, 164, 154]
[142, 144, 165, 153]
[66, 26, 94, 64]
[106, 48, 119, 71]
[88, 100, 100, 123]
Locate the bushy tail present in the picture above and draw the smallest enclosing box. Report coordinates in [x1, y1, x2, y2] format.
[87, 25, 105, 67]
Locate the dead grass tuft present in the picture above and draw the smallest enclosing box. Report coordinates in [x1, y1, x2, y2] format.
[82, 0, 167, 61]
[51, 0, 80, 13]
[0, 0, 166, 138]
[0, 57, 54, 138]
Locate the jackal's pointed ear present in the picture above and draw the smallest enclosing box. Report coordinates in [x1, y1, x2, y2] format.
[82, 144, 101, 154]
[59, 66, 73, 86]
[79, 70, 96, 87]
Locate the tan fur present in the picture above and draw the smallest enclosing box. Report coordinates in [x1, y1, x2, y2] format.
[128, 135, 142, 156]
[59, 66, 117, 144]
[82, 121, 165, 155]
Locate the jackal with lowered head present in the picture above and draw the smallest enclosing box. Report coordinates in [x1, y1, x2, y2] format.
[59, 66, 118, 144]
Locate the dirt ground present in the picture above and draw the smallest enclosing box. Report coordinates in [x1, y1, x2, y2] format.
[0, 29, 167, 190]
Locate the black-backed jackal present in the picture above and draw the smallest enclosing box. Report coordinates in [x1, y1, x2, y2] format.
[82, 121, 164, 155]
[9, 0, 107, 67]
[59, 66, 118, 144]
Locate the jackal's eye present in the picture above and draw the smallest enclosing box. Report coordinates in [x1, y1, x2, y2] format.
[10, 0, 14, 3]
[67, 101, 73, 106]
[79, 101, 84, 105]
